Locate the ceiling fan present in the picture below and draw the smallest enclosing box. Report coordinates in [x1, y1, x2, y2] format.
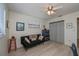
[42, 4, 63, 16]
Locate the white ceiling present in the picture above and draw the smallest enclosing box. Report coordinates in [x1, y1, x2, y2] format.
[7, 3, 79, 20]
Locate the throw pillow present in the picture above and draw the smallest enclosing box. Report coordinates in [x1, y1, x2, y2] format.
[29, 35, 37, 41]
[25, 38, 31, 44]
[39, 36, 43, 40]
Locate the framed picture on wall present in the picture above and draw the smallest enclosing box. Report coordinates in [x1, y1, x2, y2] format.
[28, 24, 40, 28]
[16, 22, 24, 31]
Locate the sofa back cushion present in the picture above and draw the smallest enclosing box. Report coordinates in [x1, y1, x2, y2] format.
[29, 34, 37, 41]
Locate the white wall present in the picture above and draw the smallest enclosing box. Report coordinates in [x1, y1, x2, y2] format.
[8, 11, 45, 48]
[46, 11, 79, 46]
[0, 4, 8, 56]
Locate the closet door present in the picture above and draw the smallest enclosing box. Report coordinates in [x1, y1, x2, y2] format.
[56, 21, 64, 43]
[53, 23, 57, 42]
[49, 22, 57, 41]
[49, 23, 53, 40]
[60, 21, 64, 43]
[49, 21, 64, 43]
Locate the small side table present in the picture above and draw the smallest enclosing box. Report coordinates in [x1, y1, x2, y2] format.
[8, 36, 17, 53]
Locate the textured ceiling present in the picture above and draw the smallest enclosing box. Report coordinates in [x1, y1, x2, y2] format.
[7, 3, 79, 20]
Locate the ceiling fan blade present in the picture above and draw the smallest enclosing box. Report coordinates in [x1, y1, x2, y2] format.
[41, 7, 48, 12]
[53, 6, 63, 10]
[40, 4, 49, 12]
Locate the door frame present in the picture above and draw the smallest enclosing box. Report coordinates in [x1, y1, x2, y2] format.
[77, 17, 79, 48]
[49, 20, 64, 24]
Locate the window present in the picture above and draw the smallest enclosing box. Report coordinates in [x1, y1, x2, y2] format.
[0, 5, 6, 36]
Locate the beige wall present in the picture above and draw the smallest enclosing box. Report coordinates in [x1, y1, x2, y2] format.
[46, 11, 79, 46]
[0, 3, 8, 56]
[8, 11, 45, 48]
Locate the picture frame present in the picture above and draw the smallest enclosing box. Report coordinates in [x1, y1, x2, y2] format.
[16, 22, 24, 31]
[28, 24, 40, 28]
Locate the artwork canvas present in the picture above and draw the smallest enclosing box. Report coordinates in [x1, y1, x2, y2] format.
[16, 22, 24, 31]
[28, 24, 40, 28]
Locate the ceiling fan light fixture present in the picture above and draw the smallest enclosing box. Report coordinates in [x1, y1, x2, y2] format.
[49, 5, 52, 10]
[47, 10, 51, 15]
[47, 4, 55, 15]
[47, 10, 54, 15]
[51, 11, 54, 14]
[43, 4, 62, 16]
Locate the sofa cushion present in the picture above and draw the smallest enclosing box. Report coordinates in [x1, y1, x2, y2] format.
[25, 37, 31, 44]
[29, 35, 37, 41]
[39, 36, 43, 40]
